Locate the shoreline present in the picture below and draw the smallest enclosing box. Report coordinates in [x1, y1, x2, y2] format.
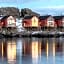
[0, 31, 64, 38]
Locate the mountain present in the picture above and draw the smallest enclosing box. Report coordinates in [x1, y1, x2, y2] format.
[0, 7, 20, 18]
[21, 8, 40, 17]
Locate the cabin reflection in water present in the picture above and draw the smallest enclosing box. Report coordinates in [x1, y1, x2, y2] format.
[0, 38, 64, 64]
[0, 39, 16, 64]
[7, 40, 16, 64]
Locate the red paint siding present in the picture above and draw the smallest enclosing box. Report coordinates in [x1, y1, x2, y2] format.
[39, 20, 46, 27]
[23, 19, 32, 27]
[1, 16, 16, 27]
[23, 16, 39, 27]
[55, 19, 62, 27]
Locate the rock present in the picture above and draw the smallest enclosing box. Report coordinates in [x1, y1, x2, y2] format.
[21, 8, 40, 17]
[0, 7, 20, 18]
[0, 7, 40, 18]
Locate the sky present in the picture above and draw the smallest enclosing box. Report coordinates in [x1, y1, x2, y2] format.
[21, 0, 64, 9]
[0, 0, 64, 9]
[0, 0, 64, 15]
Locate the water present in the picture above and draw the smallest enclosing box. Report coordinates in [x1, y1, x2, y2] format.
[0, 37, 64, 64]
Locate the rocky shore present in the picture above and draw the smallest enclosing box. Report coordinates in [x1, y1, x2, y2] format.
[0, 30, 64, 38]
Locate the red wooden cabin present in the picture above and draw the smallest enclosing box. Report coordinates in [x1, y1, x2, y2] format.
[22, 16, 40, 30]
[39, 15, 57, 28]
[1, 16, 16, 28]
[53, 16, 64, 27]
[22, 16, 32, 27]
[23, 16, 39, 27]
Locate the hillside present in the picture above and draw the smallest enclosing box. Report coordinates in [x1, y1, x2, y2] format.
[0, 7, 20, 18]
[21, 8, 40, 17]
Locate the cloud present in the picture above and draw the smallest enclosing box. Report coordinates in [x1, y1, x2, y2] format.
[22, 0, 39, 3]
[36, 5, 64, 9]
[21, 0, 64, 9]
[0, 0, 21, 8]
[0, 0, 18, 3]
[34, 6, 64, 15]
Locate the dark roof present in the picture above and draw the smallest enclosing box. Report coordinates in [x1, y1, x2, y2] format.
[1, 16, 10, 20]
[23, 15, 39, 19]
[0, 16, 9, 22]
[1, 15, 15, 22]
[53, 16, 64, 20]
[24, 16, 33, 19]
[39, 15, 51, 20]
[1, 15, 15, 21]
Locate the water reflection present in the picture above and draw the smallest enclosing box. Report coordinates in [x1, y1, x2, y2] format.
[2, 42, 3, 58]
[0, 37, 64, 64]
[7, 40, 16, 64]
[31, 40, 41, 64]
[46, 40, 48, 59]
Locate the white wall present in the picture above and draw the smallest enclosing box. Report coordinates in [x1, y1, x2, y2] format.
[16, 18, 24, 32]
[47, 17, 54, 27]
